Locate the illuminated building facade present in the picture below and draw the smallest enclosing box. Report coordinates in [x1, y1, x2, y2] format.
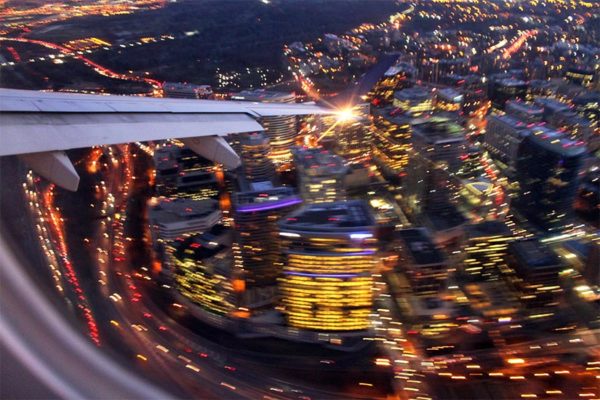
[572, 93, 599, 130]
[565, 67, 594, 88]
[232, 90, 297, 166]
[371, 107, 412, 179]
[333, 103, 372, 164]
[239, 131, 277, 183]
[395, 228, 447, 296]
[435, 88, 463, 113]
[462, 221, 513, 281]
[461, 76, 489, 118]
[154, 145, 219, 201]
[506, 239, 564, 309]
[171, 234, 237, 316]
[293, 147, 348, 203]
[233, 186, 302, 308]
[513, 127, 586, 232]
[393, 86, 433, 117]
[278, 201, 377, 331]
[368, 63, 414, 108]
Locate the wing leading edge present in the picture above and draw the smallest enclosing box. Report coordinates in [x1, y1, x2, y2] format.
[0, 89, 335, 191]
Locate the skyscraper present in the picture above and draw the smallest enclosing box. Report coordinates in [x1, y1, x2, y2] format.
[170, 231, 237, 318]
[392, 86, 434, 117]
[278, 201, 377, 332]
[513, 127, 586, 232]
[463, 221, 514, 281]
[233, 186, 302, 309]
[371, 107, 413, 179]
[484, 114, 533, 173]
[403, 116, 466, 218]
[232, 90, 297, 166]
[238, 131, 277, 184]
[293, 147, 348, 204]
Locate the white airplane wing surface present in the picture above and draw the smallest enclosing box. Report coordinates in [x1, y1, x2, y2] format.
[0, 89, 334, 191]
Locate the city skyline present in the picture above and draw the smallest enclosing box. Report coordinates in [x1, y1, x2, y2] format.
[1, 1, 599, 399]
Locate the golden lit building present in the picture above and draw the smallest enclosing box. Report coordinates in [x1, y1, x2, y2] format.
[371, 107, 413, 179]
[463, 221, 514, 280]
[278, 201, 377, 331]
[232, 90, 297, 167]
[239, 131, 277, 183]
[171, 234, 237, 316]
[293, 146, 348, 204]
[392, 86, 433, 117]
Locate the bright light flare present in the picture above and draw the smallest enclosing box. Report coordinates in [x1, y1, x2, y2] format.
[335, 107, 357, 123]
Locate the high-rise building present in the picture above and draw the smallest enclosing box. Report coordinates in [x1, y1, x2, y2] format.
[513, 127, 586, 232]
[489, 78, 527, 110]
[154, 145, 219, 200]
[435, 88, 463, 113]
[395, 228, 447, 296]
[392, 86, 434, 117]
[368, 63, 414, 108]
[238, 131, 277, 184]
[149, 198, 221, 244]
[506, 239, 564, 309]
[484, 114, 533, 172]
[371, 107, 413, 179]
[278, 201, 377, 332]
[233, 186, 302, 309]
[232, 90, 297, 166]
[461, 75, 489, 118]
[403, 116, 466, 218]
[463, 221, 514, 281]
[293, 147, 348, 204]
[333, 103, 372, 164]
[171, 233, 237, 316]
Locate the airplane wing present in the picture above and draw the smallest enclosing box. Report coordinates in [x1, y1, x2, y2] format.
[0, 89, 334, 191]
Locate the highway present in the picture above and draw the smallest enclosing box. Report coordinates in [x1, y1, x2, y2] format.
[23, 145, 395, 400]
[0, 36, 162, 95]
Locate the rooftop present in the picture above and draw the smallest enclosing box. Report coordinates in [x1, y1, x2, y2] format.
[150, 198, 219, 223]
[411, 115, 465, 144]
[497, 78, 527, 87]
[466, 221, 513, 239]
[437, 88, 463, 103]
[172, 226, 230, 267]
[396, 228, 445, 266]
[528, 125, 586, 157]
[394, 86, 432, 103]
[509, 239, 562, 269]
[533, 97, 571, 113]
[489, 114, 534, 131]
[279, 200, 375, 232]
[232, 89, 295, 103]
[234, 186, 301, 213]
[505, 100, 543, 116]
[293, 147, 348, 176]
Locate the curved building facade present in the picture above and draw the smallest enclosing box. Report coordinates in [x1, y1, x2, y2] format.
[232, 90, 297, 167]
[278, 201, 377, 332]
[239, 131, 277, 183]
